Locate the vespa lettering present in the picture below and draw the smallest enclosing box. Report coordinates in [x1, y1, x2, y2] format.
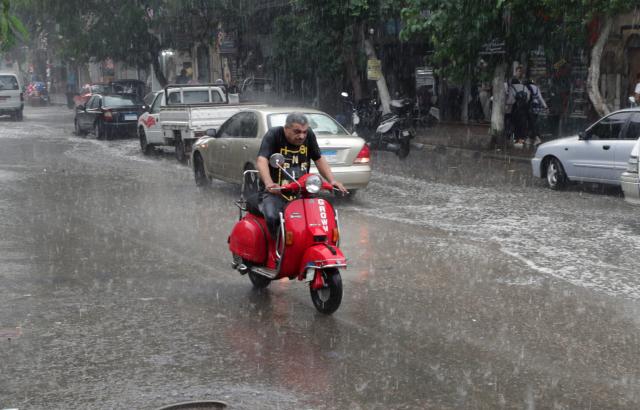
[318, 199, 329, 232]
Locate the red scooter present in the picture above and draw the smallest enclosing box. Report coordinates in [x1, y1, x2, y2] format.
[228, 154, 346, 314]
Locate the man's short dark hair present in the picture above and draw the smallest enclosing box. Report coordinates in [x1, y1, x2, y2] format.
[285, 112, 308, 128]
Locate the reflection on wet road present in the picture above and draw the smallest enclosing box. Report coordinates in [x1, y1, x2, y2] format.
[1, 107, 639, 409]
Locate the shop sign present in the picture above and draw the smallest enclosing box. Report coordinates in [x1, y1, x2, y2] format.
[367, 59, 381, 81]
[479, 39, 506, 55]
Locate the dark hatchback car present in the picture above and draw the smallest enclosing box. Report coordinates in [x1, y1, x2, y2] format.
[74, 94, 145, 140]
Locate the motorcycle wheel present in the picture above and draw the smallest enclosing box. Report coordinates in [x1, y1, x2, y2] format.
[249, 271, 271, 289]
[310, 268, 342, 315]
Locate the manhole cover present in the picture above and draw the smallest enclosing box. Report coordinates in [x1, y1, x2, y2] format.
[156, 400, 227, 410]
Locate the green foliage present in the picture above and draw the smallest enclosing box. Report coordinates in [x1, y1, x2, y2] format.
[400, 0, 638, 80]
[272, 0, 404, 86]
[0, 0, 28, 51]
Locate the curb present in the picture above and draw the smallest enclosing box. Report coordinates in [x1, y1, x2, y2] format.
[415, 142, 532, 164]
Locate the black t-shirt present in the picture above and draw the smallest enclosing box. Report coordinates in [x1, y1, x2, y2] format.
[258, 126, 322, 186]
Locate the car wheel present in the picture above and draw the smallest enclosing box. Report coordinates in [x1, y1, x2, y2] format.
[139, 129, 153, 155]
[175, 137, 187, 163]
[15, 109, 23, 121]
[193, 152, 210, 187]
[95, 121, 104, 140]
[546, 157, 567, 190]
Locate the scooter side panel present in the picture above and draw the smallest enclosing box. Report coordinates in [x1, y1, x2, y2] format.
[229, 215, 268, 264]
[278, 200, 310, 277]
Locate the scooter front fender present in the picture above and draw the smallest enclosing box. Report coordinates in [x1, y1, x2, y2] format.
[299, 244, 347, 275]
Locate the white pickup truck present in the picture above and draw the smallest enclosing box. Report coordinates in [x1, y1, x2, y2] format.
[138, 84, 264, 162]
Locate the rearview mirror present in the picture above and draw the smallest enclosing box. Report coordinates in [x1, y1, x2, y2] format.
[269, 153, 285, 168]
[205, 128, 217, 137]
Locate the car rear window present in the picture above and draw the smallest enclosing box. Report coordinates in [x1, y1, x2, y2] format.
[103, 95, 139, 107]
[183, 90, 210, 104]
[0, 75, 19, 90]
[268, 113, 348, 136]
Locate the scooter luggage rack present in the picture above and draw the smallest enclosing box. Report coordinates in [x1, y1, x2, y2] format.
[236, 169, 262, 218]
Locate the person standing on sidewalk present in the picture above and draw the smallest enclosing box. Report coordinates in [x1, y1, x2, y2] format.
[525, 79, 548, 146]
[505, 66, 530, 147]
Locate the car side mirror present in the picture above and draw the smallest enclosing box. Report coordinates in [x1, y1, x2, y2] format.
[579, 131, 589, 140]
[205, 128, 217, 137]
[77, 104, 85, 111]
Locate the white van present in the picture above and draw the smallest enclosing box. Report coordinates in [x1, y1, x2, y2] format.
[0, 72, 24, 121]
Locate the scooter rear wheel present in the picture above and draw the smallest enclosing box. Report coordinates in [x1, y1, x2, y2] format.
[310, 269, 342, 315]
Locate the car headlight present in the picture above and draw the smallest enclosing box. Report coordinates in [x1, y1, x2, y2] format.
[626, 155, 639, 173]
[305, 174, 322, 193]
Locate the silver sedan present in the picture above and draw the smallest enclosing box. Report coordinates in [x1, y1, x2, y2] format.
[191, 107, 371, 191]
[531, 109, 640, 190]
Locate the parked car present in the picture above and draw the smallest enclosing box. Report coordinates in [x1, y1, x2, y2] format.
[621, 136, 640, 204]
[74, 93, 145, 139]
[191, 107, 372, 192]
[0, 72, 24, 121]
[531, 109, 640, 190]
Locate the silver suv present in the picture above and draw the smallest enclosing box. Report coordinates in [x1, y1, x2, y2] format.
[0, 72, 24, 121]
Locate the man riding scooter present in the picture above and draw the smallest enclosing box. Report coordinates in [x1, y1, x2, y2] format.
[256, 112, 349, 239]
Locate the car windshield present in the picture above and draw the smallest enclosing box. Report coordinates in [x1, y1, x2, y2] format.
[0, 75, 19, 90]
[267, 113, 348, 136]
[103, 95, 139, 107]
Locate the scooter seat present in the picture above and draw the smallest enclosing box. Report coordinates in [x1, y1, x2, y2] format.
[245, 192, 263, 217]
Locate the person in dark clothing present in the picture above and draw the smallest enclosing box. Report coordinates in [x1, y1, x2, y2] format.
[175, 69, 188, 84]
[256, 112, 348, 238]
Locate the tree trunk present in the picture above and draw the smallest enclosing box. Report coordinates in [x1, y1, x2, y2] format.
[490, 62, 507, 140]
[344, 36, 363, 101]
[462, 73, 471, 124]
[587, 16, 613, 117]
[363, 37, 391, 115]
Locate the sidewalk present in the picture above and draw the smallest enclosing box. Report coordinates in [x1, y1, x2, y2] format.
[412, 122, 535, 163]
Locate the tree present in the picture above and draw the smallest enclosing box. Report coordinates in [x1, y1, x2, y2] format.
[401, 0, 638, 133]
[541, 0, 637, 116]
[273, 0, 403, 114]
[401, 0, 553, 137]
[0, 0, 28, 52]
[11, 0, 248, 87]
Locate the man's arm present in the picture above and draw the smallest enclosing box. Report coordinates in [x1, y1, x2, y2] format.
[314, 156, 348, 193]
[257, 156, 279, 194]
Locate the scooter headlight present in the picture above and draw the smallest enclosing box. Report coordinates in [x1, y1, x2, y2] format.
[305, 174, 322, 194]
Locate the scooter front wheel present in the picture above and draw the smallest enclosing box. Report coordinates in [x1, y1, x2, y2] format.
[310, 269, 342, 315]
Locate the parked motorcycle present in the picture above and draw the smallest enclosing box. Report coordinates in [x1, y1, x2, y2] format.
[25, 81, 49, 106]
[341, 92, 414, 159]
[228, 154, 346, 314]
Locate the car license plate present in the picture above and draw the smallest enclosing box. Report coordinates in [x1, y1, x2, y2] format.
[322, 149, 337, 162]
[124, 114, 137, 121]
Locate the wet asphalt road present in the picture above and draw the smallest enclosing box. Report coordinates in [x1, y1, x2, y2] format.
[1, 106, 640, 409]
